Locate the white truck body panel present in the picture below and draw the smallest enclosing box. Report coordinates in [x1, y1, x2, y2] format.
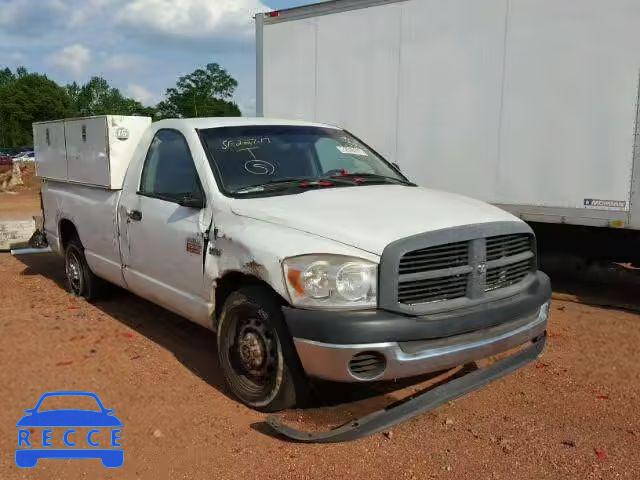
[257, 0, 640, 229]
[34, 115, 151, 189]
[33, 120, 67, 182]
[42, 181, 125, 286]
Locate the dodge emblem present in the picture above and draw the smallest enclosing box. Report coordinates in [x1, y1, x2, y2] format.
[476, 262, 487, 274]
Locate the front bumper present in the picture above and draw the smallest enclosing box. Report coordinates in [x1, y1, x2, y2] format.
[282, 271, 550, 382]
[268, 335, 546, 443]
[293, 303, 548, 382]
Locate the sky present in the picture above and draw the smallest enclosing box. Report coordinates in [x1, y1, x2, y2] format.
[0, 0, 320, 115]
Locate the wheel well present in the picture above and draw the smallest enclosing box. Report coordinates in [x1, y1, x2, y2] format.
[59, 219, 79, 250]
[214, 271, 285, 324]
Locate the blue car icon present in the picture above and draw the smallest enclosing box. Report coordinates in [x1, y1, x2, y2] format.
[16, 391, 123, 468]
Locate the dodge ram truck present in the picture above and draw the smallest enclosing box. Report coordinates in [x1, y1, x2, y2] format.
[34, 116, 550, 441]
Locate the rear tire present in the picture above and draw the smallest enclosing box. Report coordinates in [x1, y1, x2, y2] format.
[64, 238, 107, 301]
[217, 286, 308, 412]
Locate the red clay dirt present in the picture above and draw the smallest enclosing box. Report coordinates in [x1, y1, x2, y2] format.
[0, 164, 41, 220]
[0, 187, 639, 479]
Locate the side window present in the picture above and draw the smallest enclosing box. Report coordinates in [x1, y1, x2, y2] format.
[140, 130, 203, 203]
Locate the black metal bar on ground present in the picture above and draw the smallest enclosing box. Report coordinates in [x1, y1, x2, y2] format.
[267, 334, 546, 443]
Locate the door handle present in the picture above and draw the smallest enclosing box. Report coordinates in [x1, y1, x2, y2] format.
[127, 209, 142, 221]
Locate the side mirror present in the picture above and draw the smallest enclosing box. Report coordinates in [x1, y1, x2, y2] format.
[392, 162, 401, 172]
[179, 193, 205, 209]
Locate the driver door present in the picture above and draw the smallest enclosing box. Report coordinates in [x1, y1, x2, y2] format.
[119, 129, 210, 324]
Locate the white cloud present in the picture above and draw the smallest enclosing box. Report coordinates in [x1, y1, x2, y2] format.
[0, 0, 66, 27]
[115, 0, 268, 44]
[68, 0, 112, 27]
[2, 51, 26, 62]
[104, 54, 146, 72]
[47, 44, 91, 77]
[128, 83, 157, 105]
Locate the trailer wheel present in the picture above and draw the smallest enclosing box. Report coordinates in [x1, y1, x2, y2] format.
[64, 239, 106, 300]
[217, 286, 308, 412]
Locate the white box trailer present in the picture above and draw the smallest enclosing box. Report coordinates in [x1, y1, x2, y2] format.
[33, 115, 151, 189]
[256, 0, 640, 262]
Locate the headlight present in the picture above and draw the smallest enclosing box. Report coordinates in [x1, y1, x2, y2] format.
[283, 255, 377, 309]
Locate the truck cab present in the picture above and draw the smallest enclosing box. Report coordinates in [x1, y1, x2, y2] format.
[37, 117, 550, 422]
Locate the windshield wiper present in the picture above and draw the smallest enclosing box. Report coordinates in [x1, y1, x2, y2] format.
[233, 177, 341, 194]
[232, 173, 412, 195]
[326, 172, 416, 186]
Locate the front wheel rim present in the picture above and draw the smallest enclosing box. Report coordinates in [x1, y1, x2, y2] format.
[220, 305, 283, 407]
[66, 250, 83, 294]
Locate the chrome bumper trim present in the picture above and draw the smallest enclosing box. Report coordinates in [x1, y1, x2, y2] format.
[293, 302, 549, 382]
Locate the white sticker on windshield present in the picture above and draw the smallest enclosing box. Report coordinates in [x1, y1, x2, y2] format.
[337, 146, 367, 156]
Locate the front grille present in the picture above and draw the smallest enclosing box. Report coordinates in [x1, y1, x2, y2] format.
[485, 258, 533, 291]
[398, 240, 468, 274]
[396, 233, 535, 306]
[398, 274, 468, 304]
[486, 234, 531, 261]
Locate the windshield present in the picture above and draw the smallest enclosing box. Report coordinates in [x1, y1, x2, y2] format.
[199, 125, 409, 196]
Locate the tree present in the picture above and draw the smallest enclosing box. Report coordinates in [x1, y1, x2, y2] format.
[156, 63, 240, 119]
[0, 67, 15, 88]
[0, 71, 73, 147]
[69, 76, 156, 118]
[65, 81, 81, 110]
[0, 68, 16, 145]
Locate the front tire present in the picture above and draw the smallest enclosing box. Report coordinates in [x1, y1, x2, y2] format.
[217, 286, 308, 412]
[64, 239, 106, 300]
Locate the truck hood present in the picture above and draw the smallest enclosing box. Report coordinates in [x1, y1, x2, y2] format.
[230, 185, 520, 255]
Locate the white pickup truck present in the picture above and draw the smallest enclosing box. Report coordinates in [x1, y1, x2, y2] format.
[33, 115, 550, 441]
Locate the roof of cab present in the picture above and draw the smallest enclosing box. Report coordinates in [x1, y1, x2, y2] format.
[153, 117, 340, 130]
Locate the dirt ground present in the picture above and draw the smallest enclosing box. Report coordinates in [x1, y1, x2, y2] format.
[0, 187, 639, 479]
[0, 164, 41, 220]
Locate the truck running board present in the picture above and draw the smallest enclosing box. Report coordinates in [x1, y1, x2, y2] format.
[267, 334, 546, 443]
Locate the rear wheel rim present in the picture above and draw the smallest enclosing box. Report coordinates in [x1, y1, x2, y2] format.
[66, 250, 83, 295]
[220, 304, 283, 407]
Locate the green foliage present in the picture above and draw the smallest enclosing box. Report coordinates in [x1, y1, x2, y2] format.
[156, 63, 240, 119]
[68, 76, 156, 118]
[0, 67, 15, 87]
[0, 60, 242, 147]
[0, 69, 73, 147]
